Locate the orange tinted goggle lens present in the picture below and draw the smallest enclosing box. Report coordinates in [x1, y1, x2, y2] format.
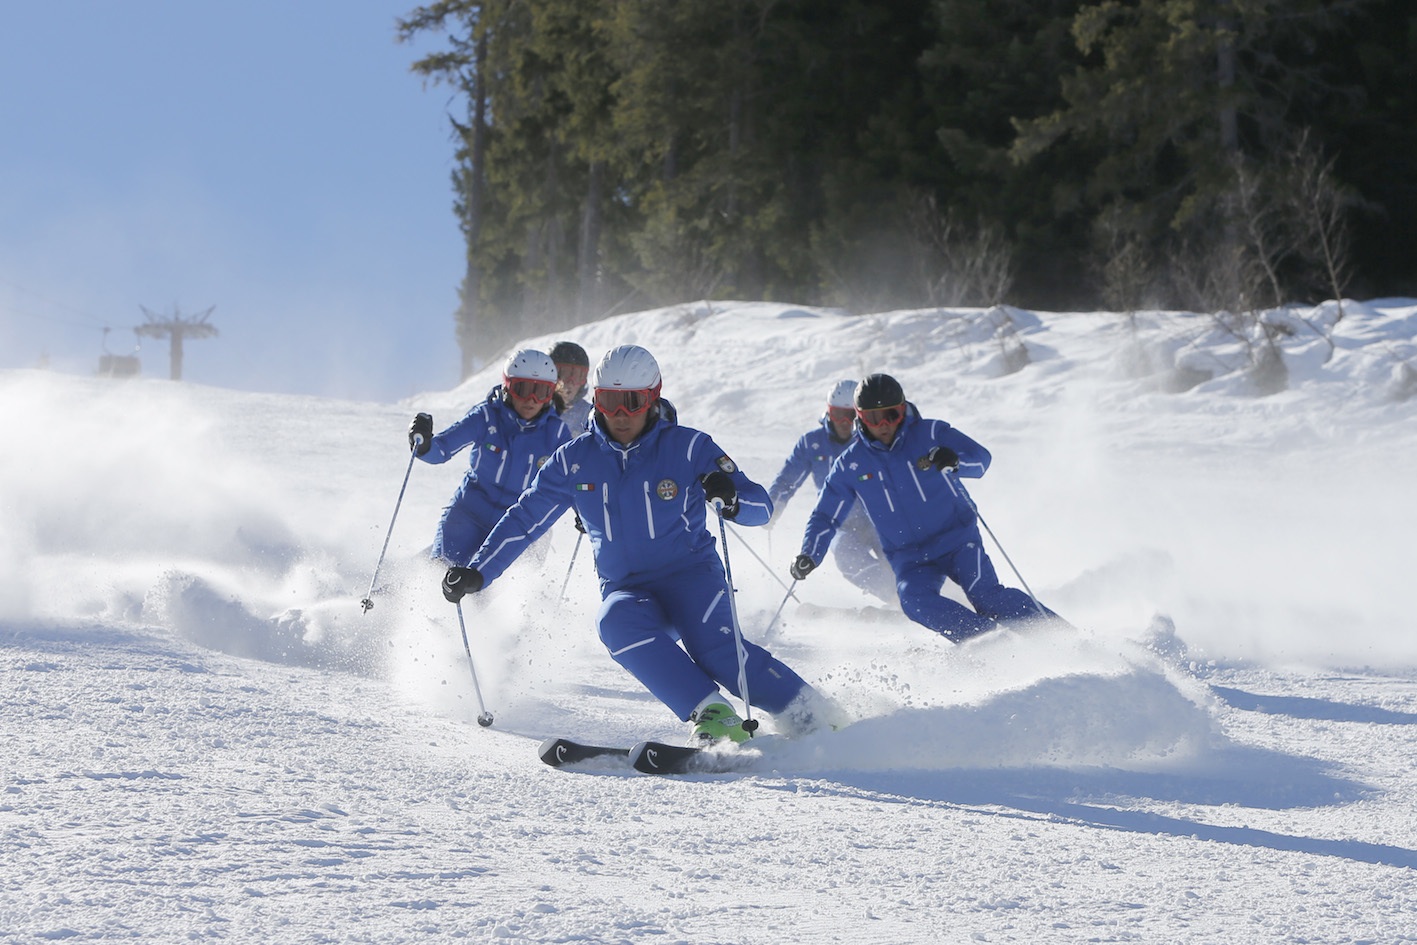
[556, 364, 588, 386]
[857, 404, 904, 427]
[594, 388, 654, 416]
[827, 406, 855, 423]
[507, 378, 555, 403]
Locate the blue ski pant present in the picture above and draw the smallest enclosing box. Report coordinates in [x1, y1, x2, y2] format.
[895, 530, 1046, 641]
[596, 564, 810, 721]
[432, 498, 496, 567]
[432, 493, 551, 569]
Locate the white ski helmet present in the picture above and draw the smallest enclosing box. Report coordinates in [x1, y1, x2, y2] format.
[592, 344, 662, 391]
[502, 348, 558, 384]
[827, 379, 857, 409]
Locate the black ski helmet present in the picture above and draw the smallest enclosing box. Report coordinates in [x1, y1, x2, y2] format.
[854, 373, 904, 411]
[549, 340, 589, 368]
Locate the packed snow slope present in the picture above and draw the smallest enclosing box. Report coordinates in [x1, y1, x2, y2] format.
[4, 299, 1417, 943]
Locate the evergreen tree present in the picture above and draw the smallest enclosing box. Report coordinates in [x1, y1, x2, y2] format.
[1011, 0, 1371, 306]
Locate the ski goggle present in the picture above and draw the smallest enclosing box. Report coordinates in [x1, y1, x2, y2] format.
[594, 387, 657, 417]
[555, 363, 589, 388]
[505, 377, 556, 404]
[857, 404, 905, 428]
[827, 406, 855, 424]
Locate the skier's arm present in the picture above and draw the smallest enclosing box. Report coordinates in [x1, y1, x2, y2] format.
[468, 449, 573, 584]
[929, 421, 991, 479]
[767, 436, 813, 509]
[695, 436, 772, 526]
[799, 462, 856, 563]
[729, 471, 773, 526]
[420, 410, 486, 465]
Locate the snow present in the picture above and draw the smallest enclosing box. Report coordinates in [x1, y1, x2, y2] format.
[4, 299, 1417, 942]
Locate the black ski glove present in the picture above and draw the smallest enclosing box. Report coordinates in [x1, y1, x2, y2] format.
[409, 413, 433, 456]
[700, 471, 739, 520]
[926, 446, 959, 472]
[442, 566, 483, 602]
[790, 554, 817, 581]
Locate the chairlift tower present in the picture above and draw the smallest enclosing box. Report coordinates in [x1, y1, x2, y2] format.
[134, 304, 218, 381]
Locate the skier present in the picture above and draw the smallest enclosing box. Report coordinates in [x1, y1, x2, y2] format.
[767, 379, 894, 603]
[441, 344, 836, 745]
[790, 373, 1056, 641]
[408, 349, 572, 567]
[549, 340, 593, 433]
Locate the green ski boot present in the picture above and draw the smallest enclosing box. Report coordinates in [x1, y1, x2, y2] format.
[690, 702, 752, 746]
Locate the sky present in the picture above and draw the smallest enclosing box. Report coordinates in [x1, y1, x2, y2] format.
[0, 1, 466, 401]
[3, 298, 1417, 940]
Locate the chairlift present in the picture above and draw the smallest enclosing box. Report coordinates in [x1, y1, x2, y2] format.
[96, 327, 141, 378]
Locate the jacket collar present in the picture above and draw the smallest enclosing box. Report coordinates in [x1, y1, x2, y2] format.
[591, 397, 679, 456]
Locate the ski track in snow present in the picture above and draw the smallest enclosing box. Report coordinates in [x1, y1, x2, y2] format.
[4, 299, 1417, 942]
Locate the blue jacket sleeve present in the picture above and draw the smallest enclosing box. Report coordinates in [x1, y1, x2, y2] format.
[925, 420, 990, 479]
[799, 457, 856, 563]
[419, 409, 486, 465]
[467, 447, 573, 585]
[695, 434, 772, 527]
[767, 434, 814, 509]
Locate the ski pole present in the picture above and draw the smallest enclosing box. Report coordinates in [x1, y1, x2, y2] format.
[455, 600, 495, 727]
[713, 501, 758, 735]
[726, 523, 800, 601]
[949, 474, 1046, 616]
[361, 438, 422, 613]
[761, 580, 798, 641]
[559, 531, 583, 601]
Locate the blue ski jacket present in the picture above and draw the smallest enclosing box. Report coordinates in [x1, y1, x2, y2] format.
[558, 394, 593, 434]
[800, 403, 991, 575]
[417, 385, 572, 523]
[768, 416, 852, 509]
[469, 400, 772, 588]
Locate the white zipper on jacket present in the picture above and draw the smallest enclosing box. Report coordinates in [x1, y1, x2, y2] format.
[642, 481, 656, 538]
[906, 461, 928, 502]
[601, 483, 613, 541]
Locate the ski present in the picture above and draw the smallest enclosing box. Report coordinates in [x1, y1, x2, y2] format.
[538, 737, 631, 768]
[630, 740, 759, 775]
[539, 737, 759, 775]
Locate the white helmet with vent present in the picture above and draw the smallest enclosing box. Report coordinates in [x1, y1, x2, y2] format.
[502, 348, 558, 384]
[592, 344, 662, 391]
[827, 379, 857, 408]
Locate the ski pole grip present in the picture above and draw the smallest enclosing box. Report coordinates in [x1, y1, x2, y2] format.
[710, 497, 725, 513]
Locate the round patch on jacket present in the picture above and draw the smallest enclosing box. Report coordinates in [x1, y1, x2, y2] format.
[715, 455, 737, 474]
[657, 479, 679, 501]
